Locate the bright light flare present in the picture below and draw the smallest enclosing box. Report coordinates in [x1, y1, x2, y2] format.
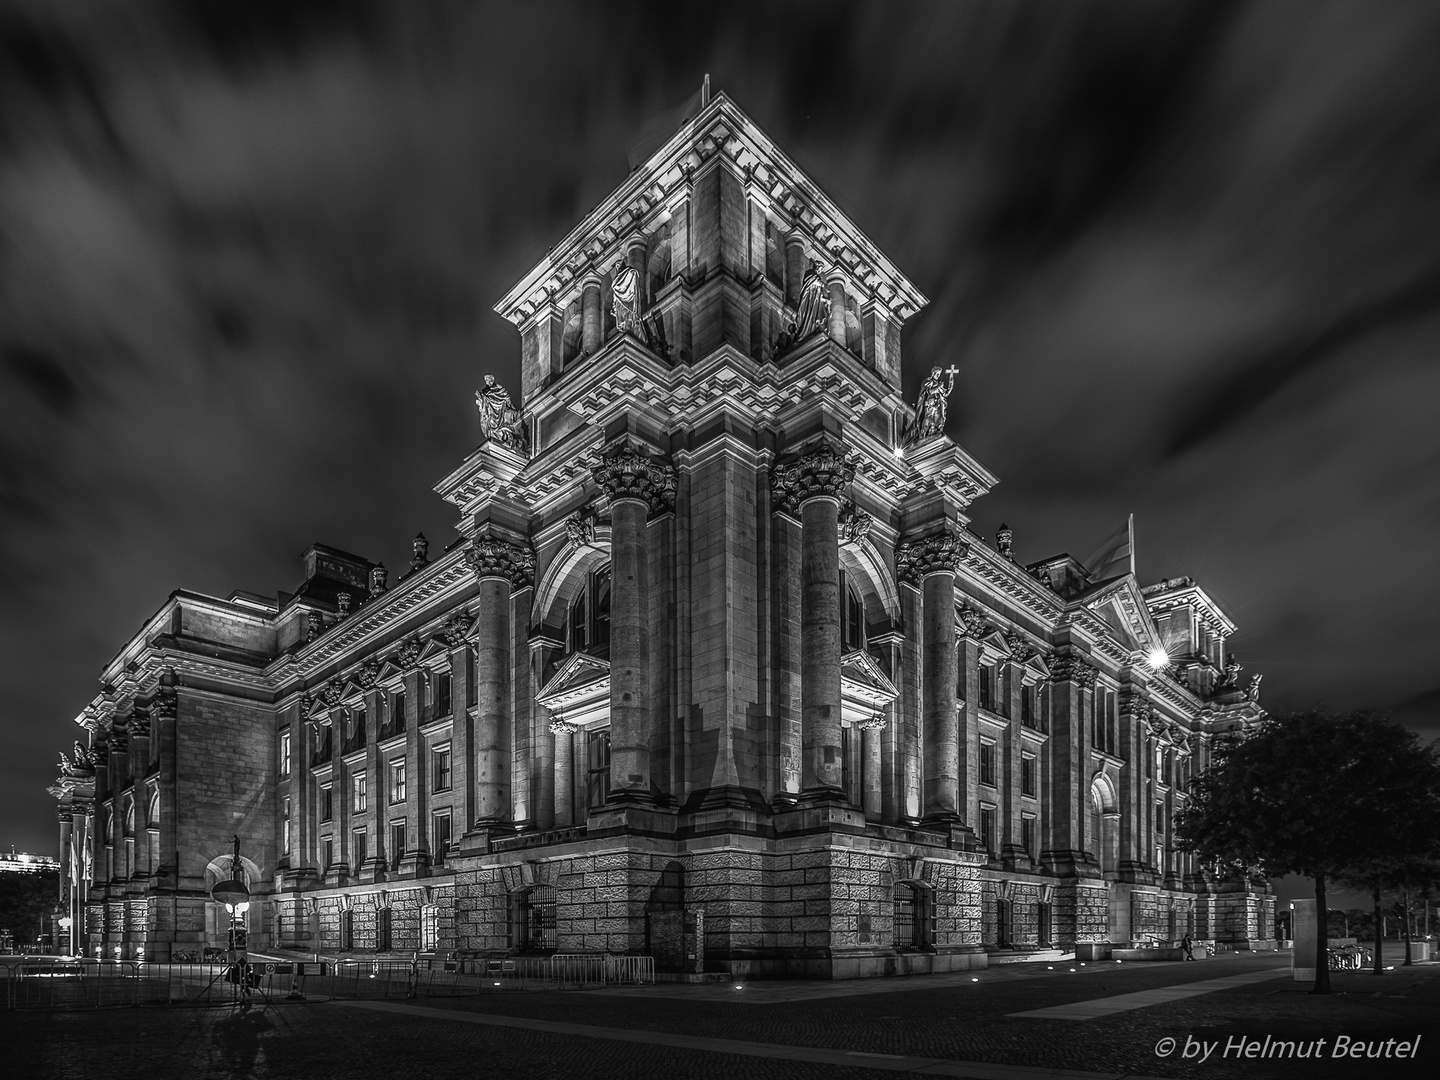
[1146, 646, 1170, 670]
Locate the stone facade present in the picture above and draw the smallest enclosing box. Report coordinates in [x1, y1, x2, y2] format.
[53, 93, 1272, 976]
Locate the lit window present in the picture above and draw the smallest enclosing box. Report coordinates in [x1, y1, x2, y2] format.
[390, 759, 407, 803]
[353, 773, 368, 813]
[432, 745, 452, 793]
[421, 905, 440, 951]
[279, 729, 291, 776]
[281, 796, 291, 852]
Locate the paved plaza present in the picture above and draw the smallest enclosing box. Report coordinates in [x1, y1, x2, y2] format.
[4, 950, 1436, 1080]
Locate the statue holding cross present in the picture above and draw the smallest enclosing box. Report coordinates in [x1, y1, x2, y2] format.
[903, 364, 959, 446]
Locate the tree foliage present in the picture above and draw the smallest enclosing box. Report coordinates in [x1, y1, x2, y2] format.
[1175, 710, 1440, 992]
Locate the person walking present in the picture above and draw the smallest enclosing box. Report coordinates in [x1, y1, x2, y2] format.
[1181, 933, 1197, 961]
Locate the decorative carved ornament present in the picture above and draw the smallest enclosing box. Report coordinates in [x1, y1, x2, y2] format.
[957, 605, 990, 639]
[465, 530, 536, 590]
[857, 714, 888, 731]
[149, 670, 179, 719]
[392, 638, 423, 671]
[305, 610, 323, 641]
[896, 529, 966, 586]
[1049, 651, 1099, 689]
[565, 508, 597, 549]
[354, 660, 381, 689]
[320, 678, 346, 706]
[840, 503, 873, 546]
[592, 445, 676, 517]
[434, 612, 471, 650]
[1004, 630, 1035, 663]
[771, 439, 855, 516]
[548, 718, 577, 735]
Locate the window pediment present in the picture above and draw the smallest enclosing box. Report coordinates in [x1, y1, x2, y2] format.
[840, 649, 898, 722]
[536, 651, 610, 724]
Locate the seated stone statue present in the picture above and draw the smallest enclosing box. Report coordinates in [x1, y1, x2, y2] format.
[474, 374, 529, 454]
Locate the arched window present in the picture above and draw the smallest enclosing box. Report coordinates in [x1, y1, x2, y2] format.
[147, 787, 160, 828]
[841, 571, 864, 652]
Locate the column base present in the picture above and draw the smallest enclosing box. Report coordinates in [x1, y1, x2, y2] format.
[355, 857, 386, 885]
[396, 850, 430, 878]
[798, 786, 850, 806]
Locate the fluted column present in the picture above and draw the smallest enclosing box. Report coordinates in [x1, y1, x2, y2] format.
[581, 273, 603, 355]
[550, 719, 576, 826]
[773, 440, 855, 798]
[899, 529, 966, 821]
[859, 716, 886, 821]
[593, 444, 675, 801]
[465, 531, 535, 829]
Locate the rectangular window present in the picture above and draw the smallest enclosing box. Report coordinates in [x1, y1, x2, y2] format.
[320, 784, 333, 823]
[893, 886, 916, 947]
[392, 692, 406, 731]
[587, 728, 611, 810]
[979, 740, 996, 787]
[432, 811, 452, 864]
[389, 821, 406, 870]
[281, 795, 291, 853]
[1021, 816, 1036, 857]
[433, 672, 452, 717]
[979, 665, 995, 711]
[980, 806, 997, 855]
[322, 836, 334, 870]
[353, 772, 368, 813]
[279, 729, 291, 776]
[421, 905, 439, 952]
[390, 759, 407, 803]
[432, 745, 452, 793]
[1021, 754, 1035, 796]
[353, 828, 368, 865]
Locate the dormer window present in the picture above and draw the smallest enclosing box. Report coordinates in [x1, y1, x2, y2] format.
[567, 567, 611, 656]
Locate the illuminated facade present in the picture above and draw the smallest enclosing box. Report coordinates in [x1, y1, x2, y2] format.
[53, 94, 1272, 976]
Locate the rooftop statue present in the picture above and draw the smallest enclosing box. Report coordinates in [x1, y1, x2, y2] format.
[903, 364, 958, 446]
[611, 259, 644, 337]
[775, 260, 830, 353]
[475, 373, 529, 454]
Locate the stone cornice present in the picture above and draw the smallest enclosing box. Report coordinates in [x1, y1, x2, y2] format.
[495, 93, 927, 329]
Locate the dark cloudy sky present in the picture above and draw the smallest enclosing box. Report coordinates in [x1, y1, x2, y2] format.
[3, 0, 1438, 869]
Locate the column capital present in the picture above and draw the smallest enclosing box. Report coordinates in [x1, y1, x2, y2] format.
[896, 528, 966, 586]
[858, 715, 889, 731]
[548, 718, 577, 735]
[465, 529, 535, 590]
[771, 438, 855, 515]
[1049, 650, 1099, 689]
[147, 668, 179, 719]
[592, 444, 676, 517]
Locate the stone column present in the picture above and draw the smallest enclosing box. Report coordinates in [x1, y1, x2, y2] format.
[826, 268, 847, 344]
[550, 719, 576, 826]
[899, 530, 966, 822]
[592, 445, 675, 800]
[465, 530, 535, 830]
[400, 666, 426, 875]
[581, 273, 603, 355]
[108, 730, 128, 881]
[1045, 652, 1097, 866]
[859, 716, 886, 821]
[773, 439, 855, 798]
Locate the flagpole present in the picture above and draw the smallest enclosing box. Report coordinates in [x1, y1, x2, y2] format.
[1128, 514, 1135, 577]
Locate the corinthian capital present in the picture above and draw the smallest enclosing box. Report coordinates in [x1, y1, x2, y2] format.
[771, 439, 856, 515]
[592, 445, 676, 517]
[465, 529, 536, 590]
[1049, 650, 1099, 689]
[548, 718, 577, 735]
[896, 528, 966, 585]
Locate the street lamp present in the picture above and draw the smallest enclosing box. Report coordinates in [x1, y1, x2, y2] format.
[209, 834, 252, 1002]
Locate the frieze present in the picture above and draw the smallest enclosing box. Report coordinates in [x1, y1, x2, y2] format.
[465, 530, 536, 590]
[1049, 652, 1099, 689]
[771, 439, 856, 516]
[895, 529, 966, 586]
[593, 445, 676, 517]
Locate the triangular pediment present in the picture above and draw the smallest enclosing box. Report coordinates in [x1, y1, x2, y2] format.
[841, 649, 899, 718]
[1081, 575, 1161, 653]
[536, 651, 610, 715]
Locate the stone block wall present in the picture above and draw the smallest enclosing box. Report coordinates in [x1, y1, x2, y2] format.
[1055, 881, 1109, 944]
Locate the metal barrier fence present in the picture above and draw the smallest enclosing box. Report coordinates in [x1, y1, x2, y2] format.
[1, 953, 654, 1009]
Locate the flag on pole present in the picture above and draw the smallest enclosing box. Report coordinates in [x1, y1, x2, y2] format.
[626, 78, 709, 171]
[1082, 514, 1135, 581]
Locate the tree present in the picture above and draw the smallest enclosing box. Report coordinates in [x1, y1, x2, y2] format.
[1175, 710, 1440, 994]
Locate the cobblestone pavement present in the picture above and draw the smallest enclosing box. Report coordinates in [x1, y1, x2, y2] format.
[2, 951, 1435, 1080]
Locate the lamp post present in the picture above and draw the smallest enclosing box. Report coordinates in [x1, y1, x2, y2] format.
[209, 834, 252, 1004]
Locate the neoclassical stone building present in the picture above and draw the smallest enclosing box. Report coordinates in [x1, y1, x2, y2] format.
[54, 93, 1272, 977]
